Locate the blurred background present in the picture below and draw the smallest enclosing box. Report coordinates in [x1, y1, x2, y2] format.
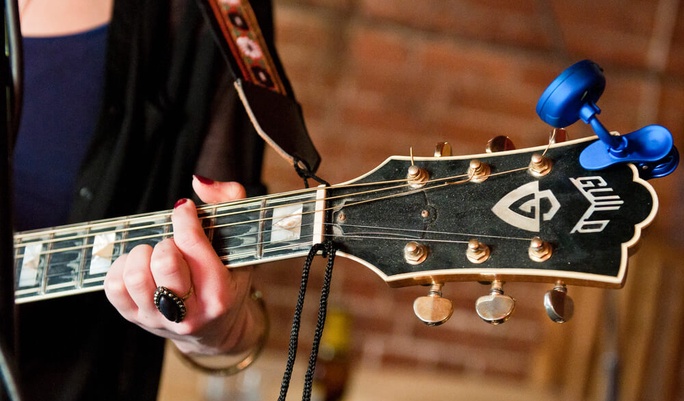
[159, 0, 684, 400]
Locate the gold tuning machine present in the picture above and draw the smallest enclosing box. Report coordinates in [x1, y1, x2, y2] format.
[544, 281, 574, 323]
[413, 283, 454, 326]
[475, 280, 515, 325]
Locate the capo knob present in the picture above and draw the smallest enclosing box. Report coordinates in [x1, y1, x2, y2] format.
[413, 283, 454, 326]
[475, 280, 515, 325]
[544, 282, 574, 323]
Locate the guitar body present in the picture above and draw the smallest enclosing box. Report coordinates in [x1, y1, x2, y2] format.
[327, 136, 657, 288]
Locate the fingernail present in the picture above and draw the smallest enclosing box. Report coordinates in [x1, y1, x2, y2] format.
[194, 175, 215, 185]
[174, 198, 188, 208]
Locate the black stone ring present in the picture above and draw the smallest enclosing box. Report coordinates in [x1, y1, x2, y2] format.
[153, 285, 193, 323]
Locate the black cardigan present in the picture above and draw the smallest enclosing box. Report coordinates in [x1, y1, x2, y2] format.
[16, 1, 273, 400]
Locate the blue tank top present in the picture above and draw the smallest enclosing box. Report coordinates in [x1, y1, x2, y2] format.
[13, 25, 108, 231]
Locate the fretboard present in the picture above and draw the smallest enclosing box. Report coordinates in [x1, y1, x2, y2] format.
[14, 188, 325, 304]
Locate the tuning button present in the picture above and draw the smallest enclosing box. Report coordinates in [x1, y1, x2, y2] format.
[486, 136, 516, 153]
[475, 280, 515, 325]
[413, 283, 454, 326]
[434, 142, 452, 157]
[544, 282, 574, 323]
[549, 128, 567, 143]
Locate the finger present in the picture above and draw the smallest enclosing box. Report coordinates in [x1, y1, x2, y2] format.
[171, 198, 230, 305]
[137, 239, 193, 321]
[104, 253, 139, 319]
[192, 175, 246, 204]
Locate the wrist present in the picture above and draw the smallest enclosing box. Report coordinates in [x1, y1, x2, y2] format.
[175, 289, 269, 375]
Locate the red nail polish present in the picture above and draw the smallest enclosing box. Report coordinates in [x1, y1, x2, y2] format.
[174, 198, 188, 208]
[194, 175, 215, 185]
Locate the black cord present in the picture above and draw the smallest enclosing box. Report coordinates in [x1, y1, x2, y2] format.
[301, 241, 336, 401]
[277, 241, 337, 401]
[293, 157, 329, 188]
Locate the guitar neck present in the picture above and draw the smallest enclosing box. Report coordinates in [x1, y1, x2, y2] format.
[14, 188, 326, 304]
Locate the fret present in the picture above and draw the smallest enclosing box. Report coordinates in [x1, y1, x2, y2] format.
[261, 191, 319, 262]
[210, 198, 263, 265]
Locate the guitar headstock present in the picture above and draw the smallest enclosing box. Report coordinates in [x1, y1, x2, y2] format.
[326, 135, 657, 324]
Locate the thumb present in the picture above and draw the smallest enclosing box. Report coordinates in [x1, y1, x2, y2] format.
[192, 175, 247, 204]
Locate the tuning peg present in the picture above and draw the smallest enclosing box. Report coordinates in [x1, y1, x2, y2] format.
[475, 280, 515, 325]
[404, 241, 429, 265]
[528, 153, 553, 177]
[486, 136, 516, 153]
[466, 239, 490, 264]
[413, 283, 454, 326]
[544, 282, 574, 323]
[434, 142, 452, 157]
[467, 160, 490, 183]
[528, 237, 552, 262]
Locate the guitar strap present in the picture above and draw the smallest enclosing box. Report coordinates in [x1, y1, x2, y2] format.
[195, 0, 322, 175]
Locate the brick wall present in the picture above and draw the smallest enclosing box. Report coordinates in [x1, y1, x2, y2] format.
[253, 0, 684, 397]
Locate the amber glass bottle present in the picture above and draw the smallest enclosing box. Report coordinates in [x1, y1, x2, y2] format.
[312, 308, 352, 401]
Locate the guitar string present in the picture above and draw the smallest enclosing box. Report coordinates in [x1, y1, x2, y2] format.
[15, 166, 535, 288]
[14, 165, 531, 267]
[15, 159, 541, 287]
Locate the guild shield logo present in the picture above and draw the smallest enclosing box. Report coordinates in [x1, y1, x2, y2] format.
[491, 181, 560, 232]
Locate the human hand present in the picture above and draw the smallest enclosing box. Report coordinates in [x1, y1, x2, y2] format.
[104, 176, 265, 356]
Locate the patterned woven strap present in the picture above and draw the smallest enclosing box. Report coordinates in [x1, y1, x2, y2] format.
[197, 0, 321, 172]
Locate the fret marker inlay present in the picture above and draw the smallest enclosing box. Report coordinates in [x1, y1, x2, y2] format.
[271, 204, 303, 243]
[19, 242, 43, 288]
[90, 232, 116, 274]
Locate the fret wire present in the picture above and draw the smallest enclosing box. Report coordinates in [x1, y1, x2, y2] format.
[76, 225, 90, 289]
[256, 198, 267, 259]
[205, 204, 217, 243]
[41, 231, 54, 293]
